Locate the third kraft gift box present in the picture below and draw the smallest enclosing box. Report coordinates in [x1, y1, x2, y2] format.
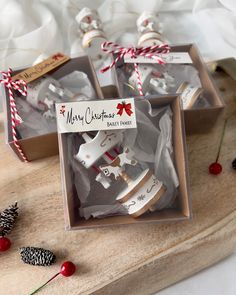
[1, 54, 103, 162]
[57, 95, 191, 230]
[108, 44, 225, 134]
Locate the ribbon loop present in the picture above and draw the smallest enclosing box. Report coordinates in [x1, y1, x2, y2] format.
[0, 68, 27, 125]
[100, 41, 170, 96]
[0, 68, 28, 162]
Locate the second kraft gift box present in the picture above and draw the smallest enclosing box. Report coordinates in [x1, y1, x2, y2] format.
[1, 54, 103, 161]
[110, 44, 225, 134]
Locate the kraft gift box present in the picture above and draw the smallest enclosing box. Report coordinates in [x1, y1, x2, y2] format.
[1, 56, 103, 161]
[58, 95, 191, 230]
[112, 44, 225, 135]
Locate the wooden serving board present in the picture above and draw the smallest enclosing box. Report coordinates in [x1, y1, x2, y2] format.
[0, 70, 236, 295]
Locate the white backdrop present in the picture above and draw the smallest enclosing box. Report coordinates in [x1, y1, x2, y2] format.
[0, 0, 236, 70]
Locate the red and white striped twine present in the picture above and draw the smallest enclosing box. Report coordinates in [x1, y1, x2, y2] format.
[0, 68, 28, 162]
[100, 41, 170, 96]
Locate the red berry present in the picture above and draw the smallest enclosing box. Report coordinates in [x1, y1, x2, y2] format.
[60, 261, 76, 277]
[209, 162, 222, 175]
[0, 237, 11, 251]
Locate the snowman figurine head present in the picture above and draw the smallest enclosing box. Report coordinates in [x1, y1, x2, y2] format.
[137, 11, 160, 34]
[76, 7, 103, 35]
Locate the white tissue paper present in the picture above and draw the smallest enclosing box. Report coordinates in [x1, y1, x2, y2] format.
[15, 70, 95, 139]
[116, 62, 212, 109]
[67, 98, 179, 219]
[117, 63, 201, 95]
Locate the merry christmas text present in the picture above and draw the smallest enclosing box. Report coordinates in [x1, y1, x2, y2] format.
[66, 107, 115, 126]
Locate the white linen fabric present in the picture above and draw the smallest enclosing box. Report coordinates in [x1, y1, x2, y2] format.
[0, 0, 235, 71]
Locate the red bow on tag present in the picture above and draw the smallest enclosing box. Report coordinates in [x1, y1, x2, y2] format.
[117, 102, 133, 117]
[52, 53, 64, 61]
[60, 105, 66, 116]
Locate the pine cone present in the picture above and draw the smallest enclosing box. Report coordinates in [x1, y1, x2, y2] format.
[19, 247, 56, 266]
[0, 202, 18, 236]
[232, 158, 236, 170]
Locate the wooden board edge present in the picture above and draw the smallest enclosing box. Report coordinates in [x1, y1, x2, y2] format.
[85, 210, 236, 295]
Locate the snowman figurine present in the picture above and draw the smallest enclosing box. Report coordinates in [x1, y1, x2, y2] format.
[76, 7, 116, 87]
[75, 7, 106, 52]
[137, 11, 165, 46]
[76, 7, 103, 35]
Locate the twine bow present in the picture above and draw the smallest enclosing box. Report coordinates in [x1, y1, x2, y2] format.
[0, 68, 28, 162]
[0, 68, 27, 125]
[100, 42, 170, 96]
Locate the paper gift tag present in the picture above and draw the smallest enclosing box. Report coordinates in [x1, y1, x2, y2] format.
[124, 52, 193, 64]
[56, 98, 137, 133]
[12, 53, 70, 83]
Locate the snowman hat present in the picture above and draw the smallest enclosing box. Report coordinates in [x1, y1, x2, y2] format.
[75, 7, 98, 24]
[136, 11, 157, 28]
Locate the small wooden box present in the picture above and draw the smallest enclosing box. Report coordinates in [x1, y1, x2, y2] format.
[1, 56, 103, 161]
[113, 44, 225, 134]
[58, 95, 191, 230]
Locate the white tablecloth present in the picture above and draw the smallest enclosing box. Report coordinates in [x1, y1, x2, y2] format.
[156, 254, 236, 295]
[0, 0, 236, 70]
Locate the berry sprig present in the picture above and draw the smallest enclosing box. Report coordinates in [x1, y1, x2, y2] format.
[209, 119, 227, 175]
[29, 261, 76, 295]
